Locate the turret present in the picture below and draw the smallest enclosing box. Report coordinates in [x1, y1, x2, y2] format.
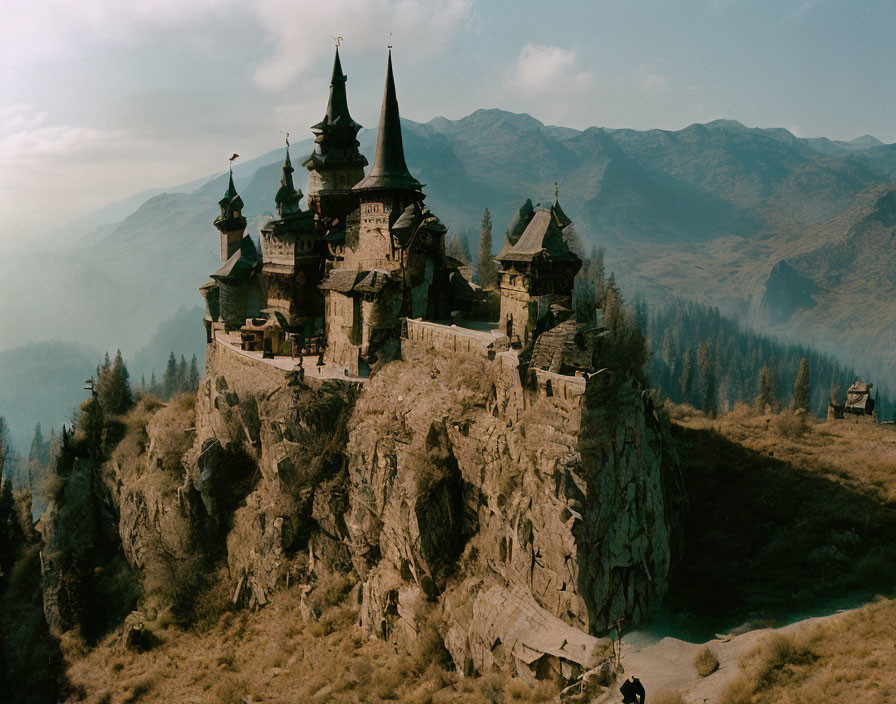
[348, 49, 423, 269]
[353, 49, 422, 193]
[275, 145, 303, 218]
[304, 47, 368, 214]
[214, 171, 247, 262]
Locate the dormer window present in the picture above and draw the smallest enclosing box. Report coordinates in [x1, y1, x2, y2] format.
[234, 210, 240, 218]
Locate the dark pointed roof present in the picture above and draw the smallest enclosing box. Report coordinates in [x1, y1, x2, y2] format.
[304, 48, 368, 172]
[354, 50, 422, 192]
[212, 235, 259, 281]
[275, 147, 303, 217]
[551, 198, 572, 229]
[214, 172, 246, 229]
[496, 210, 579, 263]
[505, 199, 535, 246]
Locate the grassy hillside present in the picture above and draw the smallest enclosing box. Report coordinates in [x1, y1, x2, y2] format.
[667, 404, 896, 633]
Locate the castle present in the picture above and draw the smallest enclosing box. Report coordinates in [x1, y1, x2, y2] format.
[200, 48, 589, 379]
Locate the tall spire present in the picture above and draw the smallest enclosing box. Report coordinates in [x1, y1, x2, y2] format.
[215, 171, 245, 226]
[354, 49, 422, 191]
[304, 47, 367, 171]
[276, 144, 303, 217]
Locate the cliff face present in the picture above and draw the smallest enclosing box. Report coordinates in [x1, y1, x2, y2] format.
[45, 337, 677, 685]
[345, 346, 674, 680]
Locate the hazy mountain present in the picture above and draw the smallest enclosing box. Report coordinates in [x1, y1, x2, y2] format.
[2, 109, 894, 390]
[130, 306, 206, 384]
[0, 341, 99, 457]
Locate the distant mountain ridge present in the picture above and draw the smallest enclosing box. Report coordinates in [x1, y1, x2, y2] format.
[2, 108, 894, 390]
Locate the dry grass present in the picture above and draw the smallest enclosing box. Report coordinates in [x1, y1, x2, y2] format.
[721, 598, 896, 703]
[60, 584, 561, 704]
[666, 400, 896, 623]
[667, 402, 896, 503]
[693, 645, 719, 676]
[652, 690, 685, 704]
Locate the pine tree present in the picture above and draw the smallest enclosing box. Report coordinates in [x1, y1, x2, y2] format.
[176, 355, 188, 394]
[150, 370, 158, 396]
[793, 357, 811, 412]
[0, 474, 20, 581]
[162, 352, 178, 398]
[106, 349, 133, 415]
[698, 343, 718, 417]
[591, 244, 605, 304]
[477, 208, 498, 290]
[188, 354, 200, 392]
[756, 364, 778, 411]
[0, 416, 8, 479]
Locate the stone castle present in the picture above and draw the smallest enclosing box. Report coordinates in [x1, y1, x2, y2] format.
[199, 47, 591, 379]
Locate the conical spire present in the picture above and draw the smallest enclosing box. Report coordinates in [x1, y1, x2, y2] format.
[215, 170, 245, 226]
[276, 145, 303, 217]
[305, 47, 367, 171]
[324, 48, 355, 128]
[354, 50, 422, 191]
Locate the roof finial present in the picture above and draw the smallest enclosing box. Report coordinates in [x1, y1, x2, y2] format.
[333, 35, 343, 48]
[388, 32, 392, 50]
[229, 153, 239, 173]
[281, 130, 290, 149]
[555, 181, 559, 199]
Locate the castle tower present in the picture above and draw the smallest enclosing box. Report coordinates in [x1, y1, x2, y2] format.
[304, 47, 368, 224]
[496, 199, 582, 345]
[319, 49, 452, 375]
[348, 48, 424, 271]
[259, 144, 321, 338]
[214, 172, 247, 262]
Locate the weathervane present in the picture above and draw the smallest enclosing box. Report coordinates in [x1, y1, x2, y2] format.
[333, 35, 343, 48]
[388, 32, 393, 50]
[281, 130, 290, 148]
[228, 153, 239, 173]
[555, 181, 559, 199]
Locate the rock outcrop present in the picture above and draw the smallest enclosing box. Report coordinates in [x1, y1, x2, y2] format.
[65, 335, 677, 685]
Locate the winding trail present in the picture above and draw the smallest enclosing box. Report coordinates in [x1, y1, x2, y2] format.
[593, 610, 854, 703]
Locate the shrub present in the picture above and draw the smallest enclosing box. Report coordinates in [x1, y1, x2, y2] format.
[752, 633, 816, 688]
[719, 675, 754, 704]
[693, 645, 719, 676]
[774, 411, 810, 439]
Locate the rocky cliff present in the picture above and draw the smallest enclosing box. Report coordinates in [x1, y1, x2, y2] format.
[38, 337, 679, 686]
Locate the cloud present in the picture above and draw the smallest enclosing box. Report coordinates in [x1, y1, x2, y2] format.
[1, 0, 242, 66]
[506, 44, 593, 97]
[251, 0, 474, 91]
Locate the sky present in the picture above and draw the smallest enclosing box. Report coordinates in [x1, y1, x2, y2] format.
[2, 0, 895, 246]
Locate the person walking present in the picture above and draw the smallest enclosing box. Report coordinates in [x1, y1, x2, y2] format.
[620, 675, 645, 704]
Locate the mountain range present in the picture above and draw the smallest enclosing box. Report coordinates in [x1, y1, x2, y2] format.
[2, 108, 894, 399]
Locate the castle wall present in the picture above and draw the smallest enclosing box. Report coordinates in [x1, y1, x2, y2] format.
[207, 333, 291, 389]
[402, 318, 496, 356]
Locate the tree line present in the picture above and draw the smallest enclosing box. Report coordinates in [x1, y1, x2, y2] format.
[645, 298, 890, 418]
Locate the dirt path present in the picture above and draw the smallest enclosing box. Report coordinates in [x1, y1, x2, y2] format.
[593, 610, 854, 703]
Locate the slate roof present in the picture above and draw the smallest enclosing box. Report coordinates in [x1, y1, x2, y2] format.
[319, 268, 361, 292]
[212, 235, 259, 281]
[354, 51, 422, 192]
[505, 199, 535, 246]
[304, 47, 368, 171]
[496, 210, 578, 263]
[354, 270, 392, 293]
